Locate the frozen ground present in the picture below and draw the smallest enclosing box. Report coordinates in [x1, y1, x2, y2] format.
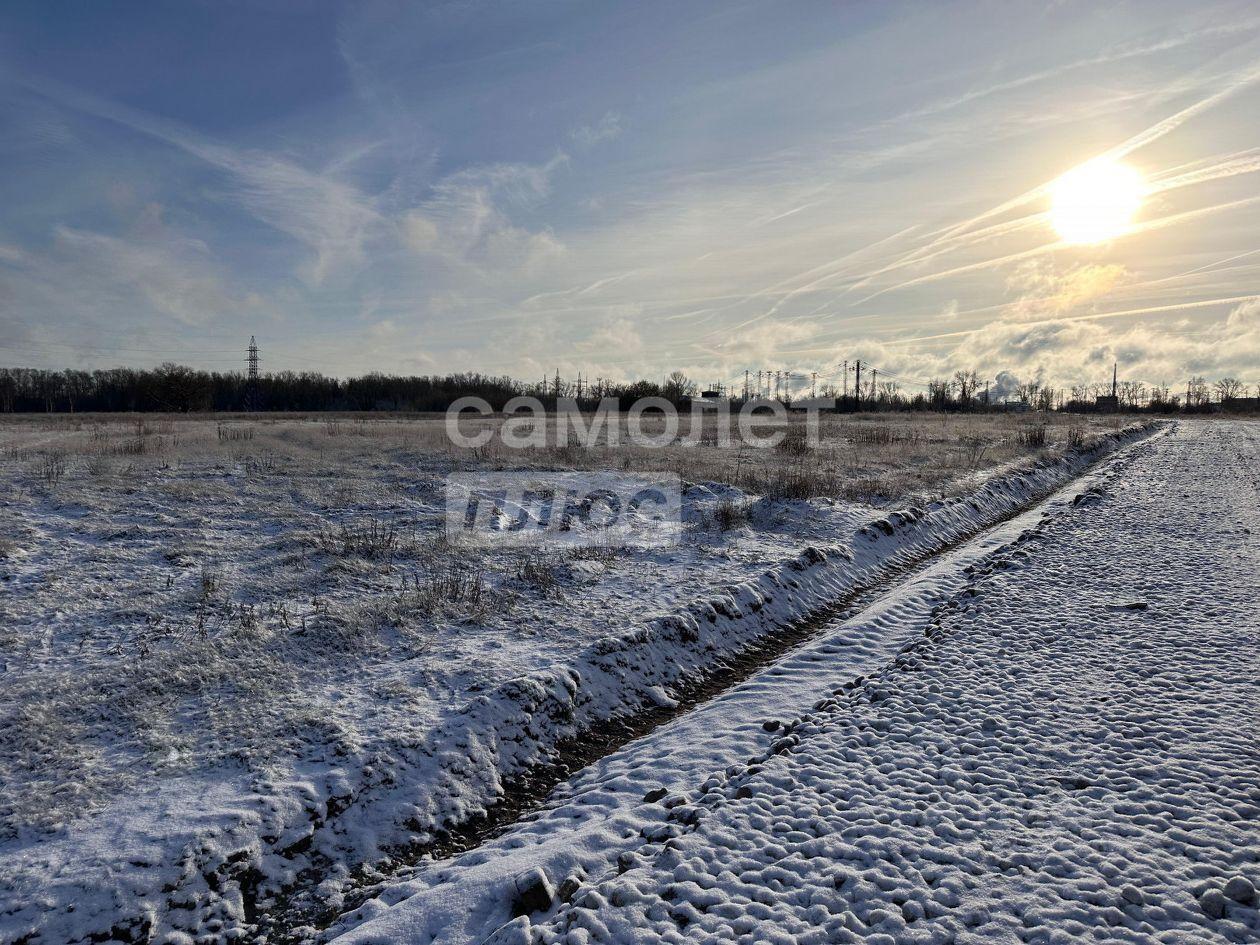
[345, 419, 1257, 945]
[0, 414, 1149, 943]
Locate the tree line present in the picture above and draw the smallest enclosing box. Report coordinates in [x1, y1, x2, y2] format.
[0, 363, 1252, 414]
[819, 370, 1255, 413]
[0, 364, 702, 413]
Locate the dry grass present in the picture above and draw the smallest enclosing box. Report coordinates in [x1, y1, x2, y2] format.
[443, 411, 1128, 502]
[0, 409, 1130, 504]
[514, 551, 564, 595]
[712, 496, 754, 530]
[367, 563, 491, 626]
[312, 518, 413, 558]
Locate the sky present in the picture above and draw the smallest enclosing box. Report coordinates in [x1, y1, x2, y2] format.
[1, 0, 1258, 397]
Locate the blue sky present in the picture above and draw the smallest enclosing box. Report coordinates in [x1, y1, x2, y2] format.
[2, 0, 1259, 394]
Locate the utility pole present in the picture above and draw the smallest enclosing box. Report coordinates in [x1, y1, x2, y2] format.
[811, 371, 817, 398]
[1111, 362, 1118, 400]
[245, 336, 260, 412]
[842, 360, 848, 398]
[854, 360, 862, 407]
[554, 369, 561, 399]
[871, 367, 878, 403]
[743, 370, 750, 401]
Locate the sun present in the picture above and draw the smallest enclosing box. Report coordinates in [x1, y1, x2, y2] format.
[1049, 158, 1145, 245]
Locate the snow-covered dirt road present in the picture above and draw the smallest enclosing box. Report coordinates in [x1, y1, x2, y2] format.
[330, 420, 1259, 945]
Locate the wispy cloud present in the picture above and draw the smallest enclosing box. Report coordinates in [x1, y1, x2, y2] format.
[19, 76, 383, 286]
[400, 154, 569, 273]
[570, 112, 623, 148]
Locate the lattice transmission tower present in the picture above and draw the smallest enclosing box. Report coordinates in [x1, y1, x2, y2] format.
[245, 336, 261, 412]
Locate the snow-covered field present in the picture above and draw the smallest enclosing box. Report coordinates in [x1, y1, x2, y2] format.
[0, 412, 1154, 943]
[332, 419, 1257, 945]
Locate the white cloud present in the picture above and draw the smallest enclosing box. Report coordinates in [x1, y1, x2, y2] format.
[48, 224, 238, 326]
[934, 301, 1260, 391]
[581, 316, 644, 356]
[571, 112, 623, 148]
[0, 244, 32, 265]
[1004, 261, 1129, 319]
[1225, 297, 1260, 332]
[402, 211, 440, 253]
[399, 155, 569, 273]
[0, 208, 271, 368]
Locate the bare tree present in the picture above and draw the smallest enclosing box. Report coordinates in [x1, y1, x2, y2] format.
[1015, 382, 1040, 405]
[952, 370, 979, 406]
[1215, 377, 1245, 402]
[663, 370, 697, 402]
[1187, 376, 1210, 407]
[1118, 380, 1146, 409]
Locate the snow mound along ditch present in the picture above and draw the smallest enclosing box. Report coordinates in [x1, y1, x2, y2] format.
[14, 422, 1163, 945]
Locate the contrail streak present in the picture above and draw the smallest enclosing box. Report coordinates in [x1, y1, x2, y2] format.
[1148, 148, 1260, 193]
[858, 194, 1260, 302]
[701, 225, 922, 342]
[838, 213, 1048, 300]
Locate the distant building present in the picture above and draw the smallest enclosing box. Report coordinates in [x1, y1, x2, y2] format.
[1095, 362, 1121, 412]
[998, 400, 1032, 413]
[787, 396, 838, 412]
[689, 390, 727, 410]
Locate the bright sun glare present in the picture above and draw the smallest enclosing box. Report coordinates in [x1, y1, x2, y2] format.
[1049, 158, 1145, 245]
